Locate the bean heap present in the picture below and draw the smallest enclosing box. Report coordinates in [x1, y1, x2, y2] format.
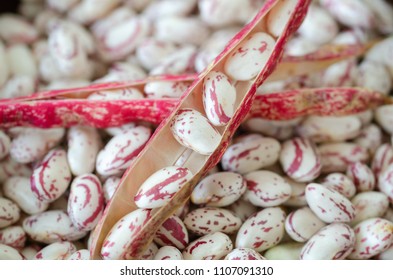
[0, 0, 393, 261]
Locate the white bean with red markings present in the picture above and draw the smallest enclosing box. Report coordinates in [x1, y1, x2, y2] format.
[67, 249, 90, 260]
[221, 136, 281, 174]
[0, 226, 26, 248]
[305, 183, 356, 223]
[282, 177, 307, 207]
[153, 215, 188, 250]
[191, 171, 246, 207]
[350, 192, 389, 226]
[103, 176, 120, 202]
[321, 173, 357, 199]
[346, 162, 376, 193]
[183, 207, 242, 236]
[3, 176, 49, 215]
[0, 244, 25, 260]
[236, 207, 286, 252]
[34, 241, 76, 260]
[354, 124, 383, 156]
[182, 232, 233, 260]
[243, 170, 292, 207]
[0, 197, 20, 229]
[224, 248, 265, 260]
[154, 246, 183, 260]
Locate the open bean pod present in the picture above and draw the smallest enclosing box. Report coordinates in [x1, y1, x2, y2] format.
[90, 0, 311, 260]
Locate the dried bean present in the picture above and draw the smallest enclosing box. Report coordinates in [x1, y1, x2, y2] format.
[346, 162, 375, 192]
[154, 246, 183, 260]
[321, 173, 356, 199]
[224, 248, 265, 260]
[0, 226, 26, 248]
[264, 242, 302, 260]
[351, 192, 389, 226]
[67, 249, 90, 260]
[0, 244, 25, 260]
[34, 241, 76, 260]
[0, 197, 20, 229]
[153, 215, 188, 250]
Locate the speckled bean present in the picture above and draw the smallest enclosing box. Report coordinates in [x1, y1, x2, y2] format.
[0, 226, 26, 248]
[378, 164, 393, 201]
[153, 215, 188, 250]
[283, 177, 307, 207]
[96, 126, 151, 176]
[243, 170, 292, 207]
[285, 207, 326, 243]
[224, 248, 265, 260]
[67, 249, 90, 260]
[375, 105, 393, 134]
[101, 209, 151, 260]
[182, 232, 233, 260]
[321, 173, 357, 199]
[134, 166, 193, 208]
[300, 223, 355, 260]
[144, 80, 189, 99]
[319, 143, 369, 173]
[236, 207, 286, 252]
[0, 197, 20, 229]
[67, 174, 104, 231]
[0, 244, 25, 260]
[154, 246, 183, 260]
[103, 176, 120, 203]
[226, 199, 258, 222]
[22, 210, 87, 244]
[280, 137, 321, 182]
[346, 162, 375, 193]
[372, 144, 393, 179]
[191, 172, 246, 207]
[354, 124, 382, 156]
[184, 207, 242, 236]
[264, 242, 303, 260]
[305, 183, 356, 223]
[170, 109, 221, 155]
[351, 192, 389, 226]
[34, 241, 76, 260]
[30, 149, 71, 203]
[221, 137, 281, 174]
[3, 176, 49, 215]
[348, 218, 393, 259]
[224, 32, 275, 81]
[67, 126, 102, 176]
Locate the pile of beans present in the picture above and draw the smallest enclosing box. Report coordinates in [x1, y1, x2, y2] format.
[1, 0, 393, 260]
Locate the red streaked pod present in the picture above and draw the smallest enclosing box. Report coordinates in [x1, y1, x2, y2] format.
[103, 177, 120, 203]
[225, 248, 265, 260]
[30, 149, 71, 203]
[0, 130, 10, 161]
[236, 207, 286, 252]
[87, 88, 144, 101]
[243, 170, 292, 207]
[285, 207, 326, 243]
[153, 215, 188, 250]
[372, 144, 393, 179]
[3, 176, 49, 215]
[10, 128, 65, 164]
[183, 207, 242, 236]
[67, 174, 104, 231]
[319, 143, 369, 174]
[0, 244, 25, 260]
[68, 0, 121, 25]
[191, 172, 246, 207]
[225, 199, 259, 222]
[305, 183, 356, 223]
[0, 226, 26, 249]
[182, 232, 233, 260]
[348, 218, 393, 260]
[91, 0, 311, 259]
[350, 192, 389, 226]
[224, 32, 275, 81]
[134, 166, 193, 209]
[279, 137, 322, 182]
[202, 71, 236, 126]
[67, 126, 102, 176]
[221, 137, 281, 174]
[300, 223, 355, 260]
[96, 126, 151, 176]
[0, 157, 32, 183]
[170, 109, 221, 155]
[321, 173, 357, 199]
[154, 246, 183, 260]
[354, 124, 382, 156]
[0, 14, 38, 44]
[34, 241, 77, 260]
[378, 164, 393, 202]
[22, 210, 87, 244]
[346, 162, 375, 193]
[0, 197, 20, 229]
[100, 209, 152, 260]
[144, 81, 190, 99]
[282, 177, 307, 207]
[296, 115, 361, 143]
[67, 249, 90, 260]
